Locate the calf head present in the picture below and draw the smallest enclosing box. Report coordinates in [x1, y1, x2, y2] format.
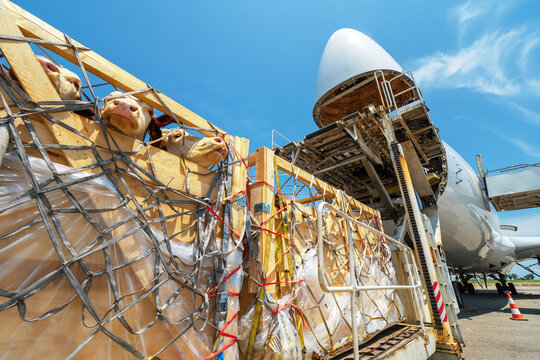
[36, 56, 82, 101]
[161, 128, 228, 167]
[100, 91, 158, 141]
[152, 114, 228, 167]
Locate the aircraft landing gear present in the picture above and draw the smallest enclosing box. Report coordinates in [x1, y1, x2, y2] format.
[492, 273, 517, 295]
[508, 282, 517, 295]
[452, 281, 465, 308]
[457, 274, 476, 294]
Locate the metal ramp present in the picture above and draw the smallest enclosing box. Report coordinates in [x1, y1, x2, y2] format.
[316, 324, 432, 360]
[478, 161, 540, 211]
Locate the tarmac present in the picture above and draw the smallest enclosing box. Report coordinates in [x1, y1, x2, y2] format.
[458, 285, 540, 360]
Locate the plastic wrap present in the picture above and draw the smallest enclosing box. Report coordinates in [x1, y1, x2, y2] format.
[238, 292, 303, 359]
[218, 248, 244, 360]
[0, 152, 215, 359]
[296, 248, 404, 358]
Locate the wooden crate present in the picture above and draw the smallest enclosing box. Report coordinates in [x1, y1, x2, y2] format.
[0, 1, 249, 359]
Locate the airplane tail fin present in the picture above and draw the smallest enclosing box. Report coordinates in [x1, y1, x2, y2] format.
[508, 236, 540, 260]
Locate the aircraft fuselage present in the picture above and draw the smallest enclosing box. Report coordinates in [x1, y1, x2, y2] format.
[438, 143, 516, 273]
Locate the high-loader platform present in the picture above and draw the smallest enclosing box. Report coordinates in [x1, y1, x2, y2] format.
[275, 29, 463, 360]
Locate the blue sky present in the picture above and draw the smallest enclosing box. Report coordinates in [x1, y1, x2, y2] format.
[21, 0, 540, 276]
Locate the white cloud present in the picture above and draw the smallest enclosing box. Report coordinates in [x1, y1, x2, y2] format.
[493, 131, 540, 157]
[414, 28, 540, 97]
[451, 1, 488, 29]
[509, 103, 540, 127]
[451, 1, 517, 38]
[525, 79, 540, 97]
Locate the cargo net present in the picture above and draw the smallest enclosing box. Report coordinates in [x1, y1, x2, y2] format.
[237, 164, 405, 359]
[0, 41, 247, 360]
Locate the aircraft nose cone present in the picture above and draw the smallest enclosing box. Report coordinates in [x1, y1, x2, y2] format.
[314, 28, 403, 104]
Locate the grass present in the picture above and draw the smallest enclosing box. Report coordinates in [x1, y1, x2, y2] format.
[476, 279, 540, 286]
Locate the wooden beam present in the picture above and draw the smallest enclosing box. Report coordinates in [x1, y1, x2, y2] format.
[5, 0, 224, 138]
[247, 147, 276, 294]
[400, 140, 434, 197]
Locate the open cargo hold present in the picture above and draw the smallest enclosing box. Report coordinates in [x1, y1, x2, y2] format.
[0, 1, 446, 359]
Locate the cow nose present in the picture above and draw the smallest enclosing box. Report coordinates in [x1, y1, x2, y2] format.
[112, 99, 138, 113]
[214, 137, 222, 143]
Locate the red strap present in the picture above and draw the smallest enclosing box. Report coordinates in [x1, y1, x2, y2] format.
[259, 201, 292, 226]
[206, 205, 241, 239]
[208, 265, 242, 294]
[258, 226, 291, 242]
[259, 279, 305, 287]
[217, 311, 239, 339]
[201, 339, 238, 360]
[208, 291, 240, 298]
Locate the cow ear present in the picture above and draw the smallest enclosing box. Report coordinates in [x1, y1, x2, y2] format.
[147, 119, 164, 148]
[155, 114, 175, 128]
[73, 108, 96, 119]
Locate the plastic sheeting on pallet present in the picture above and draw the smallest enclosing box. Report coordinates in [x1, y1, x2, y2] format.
[0, 152, 229, 359]
[298, 249, 403, 358]
[238, 248, 404, 359]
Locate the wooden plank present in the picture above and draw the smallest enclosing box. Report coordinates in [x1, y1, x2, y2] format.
[247, 147, 276, 294]
[400, 140, 434, 197]
[5, 0, 224, 138]
[231, 137, 249, 235]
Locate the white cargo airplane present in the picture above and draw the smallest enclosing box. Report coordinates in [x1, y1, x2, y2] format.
[306, 29, 540, 296]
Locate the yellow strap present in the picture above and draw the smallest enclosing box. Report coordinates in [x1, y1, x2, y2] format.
[245, 191, 276, 360]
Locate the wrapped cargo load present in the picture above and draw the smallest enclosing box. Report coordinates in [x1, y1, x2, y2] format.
[297, 249, 403, 358]
[0, 152, 226, 359]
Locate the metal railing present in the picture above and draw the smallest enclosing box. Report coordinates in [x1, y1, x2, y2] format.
[271, 129, 292, 150]
[374, 69, 422, 115]
[316, 201, 426, 360]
